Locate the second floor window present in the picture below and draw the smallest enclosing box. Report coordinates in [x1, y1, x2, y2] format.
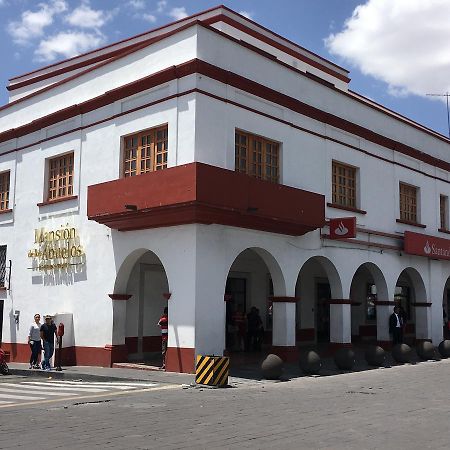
[235, 130, 279, 183]
[123, 124, 168, 177]
[48, 153, 74, 201]
[332, 161, 356, 208]
[399, 182, 418, 223]
[0, 171, 10, 211]
[440, 195, 448, 229]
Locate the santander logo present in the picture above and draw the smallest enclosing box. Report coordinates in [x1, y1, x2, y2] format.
[334, 221, 349, 236]
[424, 241, 432, 255]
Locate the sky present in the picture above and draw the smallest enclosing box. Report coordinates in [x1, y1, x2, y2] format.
[0, 0, 449, 137]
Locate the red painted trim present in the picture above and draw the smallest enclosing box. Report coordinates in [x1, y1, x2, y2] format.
[328, 342, 353, 351]
[166, 347, 195, 373]
[296, 328, 315, 341]
[351, 302, 362, 306]
[270, 346, 299, 362]
[438, 228, 450, 235]
[37, 195, 78, 207]
[2, 59, 450, 185]
[356, 227, 404, 240]
[412, 302, 432, 307]
[396, 219, 427, 228]
[327, 202, 367, 215]
[377, 340, 393, 350]
[0, 208, 12, 215]
[270, 296, 300, 303]
[327, 299, 352, 305]
[374, 300, 396, 306]
[108, 294, 132, 301]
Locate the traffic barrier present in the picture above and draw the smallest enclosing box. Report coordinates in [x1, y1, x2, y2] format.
[195, 355, 229, 387]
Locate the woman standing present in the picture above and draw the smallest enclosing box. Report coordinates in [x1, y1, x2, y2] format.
[28, 314, 42, 369]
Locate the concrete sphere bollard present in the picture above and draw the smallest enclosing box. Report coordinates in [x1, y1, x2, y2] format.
[299, 350, 322, 375]
[391, 343, 412, 363]
[364, 345, 386, 367]
[416, 341, 435, 360]
[334, 348, 355, 370]
[261, 354, 283, 380]
[438, 340, 450, 358]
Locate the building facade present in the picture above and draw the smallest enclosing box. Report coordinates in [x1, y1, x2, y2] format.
[1, 6, 449, 373]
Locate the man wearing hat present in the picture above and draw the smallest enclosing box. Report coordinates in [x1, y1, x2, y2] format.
[40, 315, 57, 370]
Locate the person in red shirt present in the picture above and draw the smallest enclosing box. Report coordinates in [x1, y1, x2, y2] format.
[157, 307, 168, 369]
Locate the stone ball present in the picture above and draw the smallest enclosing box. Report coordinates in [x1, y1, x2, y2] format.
[334, 347, 355, 370]
[299, 350, 322, 375]
[416, 341, 435, 360]
[364, 345, 386, 367]
[261, 354, 283, 380]
[391, 343, 412, 363]
[438, 340, 450, 358]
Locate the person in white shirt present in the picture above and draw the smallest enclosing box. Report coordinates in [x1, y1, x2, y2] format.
[389, 306, 404, 345]
[28, 314, 42, 369]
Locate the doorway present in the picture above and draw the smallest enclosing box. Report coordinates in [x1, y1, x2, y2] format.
[225, 277, 247, 352]
[316, 282, 331, 343]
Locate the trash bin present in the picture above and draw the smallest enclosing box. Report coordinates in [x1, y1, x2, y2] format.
[195, 355, 229, 387]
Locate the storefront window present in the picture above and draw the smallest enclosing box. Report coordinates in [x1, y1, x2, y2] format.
[366, 284, 377, 321]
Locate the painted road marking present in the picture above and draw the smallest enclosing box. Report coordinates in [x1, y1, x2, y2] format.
[0, 380, 180, 409]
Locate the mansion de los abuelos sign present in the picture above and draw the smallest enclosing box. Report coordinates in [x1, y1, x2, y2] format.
[28, 225, 85, 271]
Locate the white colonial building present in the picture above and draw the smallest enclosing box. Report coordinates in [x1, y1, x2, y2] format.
[1, 6, 449, 373]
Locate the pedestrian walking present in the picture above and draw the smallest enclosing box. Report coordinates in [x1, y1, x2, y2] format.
[40, 315, 57, 370]
[28, 313, 42, 369]
[157, 307, 168, 369]
[389, 306, 404, 345]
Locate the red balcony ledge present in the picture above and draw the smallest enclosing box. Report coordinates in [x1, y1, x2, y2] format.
[87, 162, 325, 235]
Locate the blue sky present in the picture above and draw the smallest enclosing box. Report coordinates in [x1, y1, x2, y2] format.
[1, 0, 449, 137]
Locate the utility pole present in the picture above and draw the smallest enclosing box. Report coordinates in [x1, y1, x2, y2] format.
[426, 92, 450, 138]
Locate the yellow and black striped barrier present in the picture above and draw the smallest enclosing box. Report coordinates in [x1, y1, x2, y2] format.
[195, 355, 229, 387]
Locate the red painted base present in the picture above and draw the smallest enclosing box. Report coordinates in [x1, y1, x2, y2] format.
[377, 340, 393, 350]
[328, 342, 353, 354]
[270, 346, 299, 362]
[166, 347, 195, 373]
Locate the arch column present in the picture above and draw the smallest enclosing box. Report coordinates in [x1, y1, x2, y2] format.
[271, 297, 299, 361]
[414, 303, 432, 341]
[329, 299, 352, 348]
[375, 300, 396, 347]
[108, 294, 132, 365]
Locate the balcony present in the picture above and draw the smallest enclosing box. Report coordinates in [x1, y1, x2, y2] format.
[87, 162, 325, 235]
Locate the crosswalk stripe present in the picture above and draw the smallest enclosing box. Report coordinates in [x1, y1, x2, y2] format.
[20, 382, 108, 392]
[0, 385, 76, 396]
[48, 380, 158, 388]
[0, 393, 45, 400]
[0, 400, 13, 404]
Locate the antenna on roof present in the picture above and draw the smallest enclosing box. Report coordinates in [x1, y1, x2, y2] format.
[426, 92, 450, 138]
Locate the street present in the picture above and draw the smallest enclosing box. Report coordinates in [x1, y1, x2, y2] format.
[1, 359, 450, 449]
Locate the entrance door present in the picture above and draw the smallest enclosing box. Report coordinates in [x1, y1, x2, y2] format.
[225, 277, 247, 351]
[316, 283, 331, 343]
[0, 300, 3, 345]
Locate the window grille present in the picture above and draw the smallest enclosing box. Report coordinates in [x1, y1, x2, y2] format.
[48, 153, 74, 200]
[399, 183, 418, 223]
[0, 245, 6, 288]
[332, 161, 356, 208]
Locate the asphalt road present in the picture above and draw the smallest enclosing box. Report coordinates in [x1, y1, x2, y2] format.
[1, 360, 450, 449]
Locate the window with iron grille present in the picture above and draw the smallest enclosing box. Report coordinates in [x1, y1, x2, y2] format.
[332, 161, 356, 208]
[0, 171, 10, 211]
[234, 130, 279, 183]
[399, 182, 418, 223]
[48, 153, 74, 201]
[440, 195, 448, 229]
[122, 124, 168, 177]
[0, 245, 6, 288]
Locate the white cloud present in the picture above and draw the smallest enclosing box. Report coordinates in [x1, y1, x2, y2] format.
[168, 7, 188, 21]
[238, 11, 254, 20]
[142, 13, 157, 23]
[127, 0, 146, 10]
[325, 0, 450, 99]
[64, 1, 115, 29]
[7, 0, 68, 45]
[157, 1, 167, 13]
[34, 30, 105, 62]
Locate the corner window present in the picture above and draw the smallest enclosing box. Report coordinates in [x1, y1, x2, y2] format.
[440, 195, 448, 230]
[332, 161, 357, 208]
[234, 130, 279, 183]
[399, 182, 418, 223]
[0, 245, 6, 287]
[122, 124, 168, 177]
[0, 171, 10, 211]
[47, 153, 74, 201]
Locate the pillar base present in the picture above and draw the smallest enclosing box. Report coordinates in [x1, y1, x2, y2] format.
[166, 347, 195, 373]
[105, 344, 128, 366]
[270, 346, 299, 362]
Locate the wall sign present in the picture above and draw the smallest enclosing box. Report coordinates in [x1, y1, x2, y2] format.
[404, 231, 450, 260]
[28, 224, 85, 271]
[329, 217, 356, 239]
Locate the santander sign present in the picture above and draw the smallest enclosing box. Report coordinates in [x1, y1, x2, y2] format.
[329, 217, 356, 239]
[404, 231, 450, 260]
